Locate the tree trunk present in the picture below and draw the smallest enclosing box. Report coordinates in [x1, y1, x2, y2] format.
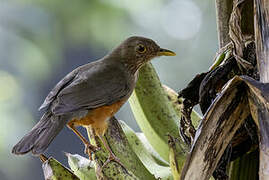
[216, 0, 257, 179]
[254, 0, 269, 179]
[215, 0, 233, 48]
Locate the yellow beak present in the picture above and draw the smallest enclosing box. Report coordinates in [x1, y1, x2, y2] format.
[158, 48, 176, 56]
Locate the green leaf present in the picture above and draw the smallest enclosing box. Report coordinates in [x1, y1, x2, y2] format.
[129, 63, 201, 162]
[42, 156, 79, 180]
[120, 120, 173, 179]
[129, 63, 180, 162]
[66, 153, 97, 180]
[86, 117, 156, 180]
[168, 134, 187, 180]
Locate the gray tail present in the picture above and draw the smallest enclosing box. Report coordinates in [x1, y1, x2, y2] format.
[12, 111, 68, 155]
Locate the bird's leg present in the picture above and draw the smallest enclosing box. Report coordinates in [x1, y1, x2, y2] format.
[67, 119, 99, 159]
[98, 135, 125, 171]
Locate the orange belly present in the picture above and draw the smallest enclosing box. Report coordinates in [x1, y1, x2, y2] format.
[71, 100, 125, 135]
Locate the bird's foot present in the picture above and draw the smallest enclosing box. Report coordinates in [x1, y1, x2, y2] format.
[84, 143, 100, 160]
[99, 152, 126, 172]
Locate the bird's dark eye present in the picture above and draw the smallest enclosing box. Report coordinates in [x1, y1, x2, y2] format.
[136, 44, 146, 53]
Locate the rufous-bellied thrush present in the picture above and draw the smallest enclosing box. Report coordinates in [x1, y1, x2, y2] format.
[12, 36, 176, 168]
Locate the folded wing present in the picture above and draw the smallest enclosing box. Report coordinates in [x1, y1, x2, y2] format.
[50, 62, 131, 115]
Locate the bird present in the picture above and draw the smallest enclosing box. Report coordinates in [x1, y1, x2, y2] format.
[12, 36, 176, 168]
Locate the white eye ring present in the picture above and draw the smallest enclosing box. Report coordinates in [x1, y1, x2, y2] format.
[136, 44, 146, 53]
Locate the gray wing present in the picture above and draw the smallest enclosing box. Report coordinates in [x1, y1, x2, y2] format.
[39, 69, 79, 111]
[50, 62, 132, 115]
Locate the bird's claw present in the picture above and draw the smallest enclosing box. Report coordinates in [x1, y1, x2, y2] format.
[84, 143, 100, 159]
[100, 153, 125, 172]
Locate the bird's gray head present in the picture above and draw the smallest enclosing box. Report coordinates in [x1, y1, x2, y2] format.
[110, 36, 176, 73]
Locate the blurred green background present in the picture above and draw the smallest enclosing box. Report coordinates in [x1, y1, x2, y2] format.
[0, 0, 217, 179]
